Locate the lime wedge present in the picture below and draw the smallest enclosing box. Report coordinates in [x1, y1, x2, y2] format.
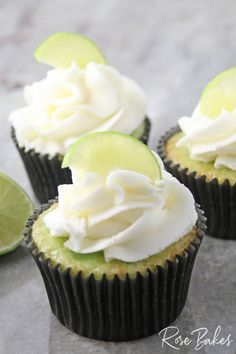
[62, 132, 161, 182]
[34, 32, 106, 69]
[200, 67, 236, 118]
[0, 173, 33, 255]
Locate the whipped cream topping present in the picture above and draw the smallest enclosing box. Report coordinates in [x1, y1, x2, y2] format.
[10, 63, 146, 156]
[44, 158, 197, 262]
[177, 106, 236, 170]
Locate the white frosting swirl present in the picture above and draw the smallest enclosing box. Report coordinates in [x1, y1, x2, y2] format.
[44, 159, 197, 262]
[10, 63, 146, 156]
[178, 106, 236, 170]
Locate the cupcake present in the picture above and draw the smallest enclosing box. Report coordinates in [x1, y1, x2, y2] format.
[10, 33, 150, 203]
[24, 132, 206, 341]
[157, 67, 236, 240]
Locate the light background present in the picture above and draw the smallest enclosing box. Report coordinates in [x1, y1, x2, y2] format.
[0, 1, 236, 353]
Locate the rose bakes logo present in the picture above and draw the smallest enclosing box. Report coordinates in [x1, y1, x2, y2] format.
[159, 325, 233, 351]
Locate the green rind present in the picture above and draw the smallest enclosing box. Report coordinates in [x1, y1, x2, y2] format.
[200, 67, 236, 118]
[0, 238, 22, 256]
[0, 173, 33, 255]
[62, 131, 161, 181]
[56, 119, 148, 162]
[34, 32, 107, 68]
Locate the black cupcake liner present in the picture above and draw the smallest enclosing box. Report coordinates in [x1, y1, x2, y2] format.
[138, 116, 151, 145]
[157, 126, 236, 240]
[11, 118, 151, 204]
[11, 128, 72, 204]
[24, 199, 206, 341]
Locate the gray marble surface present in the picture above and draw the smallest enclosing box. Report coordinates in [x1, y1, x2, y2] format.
[0, 1, 236, 353]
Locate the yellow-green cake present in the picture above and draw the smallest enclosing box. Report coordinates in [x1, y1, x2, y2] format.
[165, 131, 236, 185]
[32, 203, 197, 280]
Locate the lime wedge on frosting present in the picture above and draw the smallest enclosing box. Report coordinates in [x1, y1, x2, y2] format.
[0, 173, 33, 255]
[63, 132, 161, 181]
[34, 32, 106, 69]
[200, 67, 236, 118]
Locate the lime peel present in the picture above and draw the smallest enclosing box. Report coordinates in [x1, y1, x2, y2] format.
[34, 32, 107, 69]
[199, 67, 236, 118]
[0, 173, 33, 256]
[62, 131, 162, 182]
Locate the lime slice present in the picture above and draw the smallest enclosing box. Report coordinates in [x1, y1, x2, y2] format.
[200, 67, 236, 118]
[62, 132, 161, 181]
[34, 32, 106, 69]
[0, 173, 33, 255]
